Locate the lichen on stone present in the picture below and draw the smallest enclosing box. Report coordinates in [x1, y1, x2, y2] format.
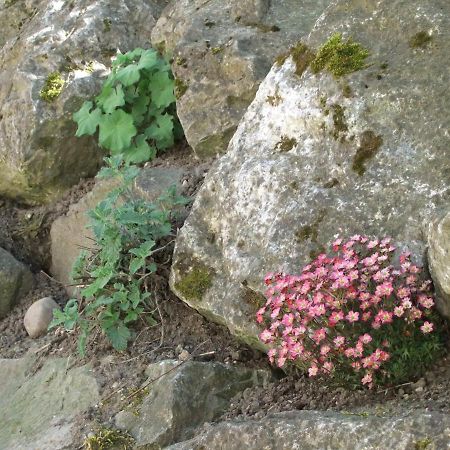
[409, 31, 432, 48]
[39, 72, 65, 102]
[275, 42, 315, 77]
[352, 130, 383, 176]
[275, 135, 297, 152]
[174, 261, 214, 303]
[331, 104, 348, 141]
[310, 33, 369, 77]
[266, 90, 282, 106]
[84, 427, 134, 450]
[103, 18, 112, 32]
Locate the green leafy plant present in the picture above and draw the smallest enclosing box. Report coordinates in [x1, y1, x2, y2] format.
[73, 48, 181, 164]
[51, 156, 187, 355]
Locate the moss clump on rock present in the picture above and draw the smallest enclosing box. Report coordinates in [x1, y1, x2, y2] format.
[275, 42, 315, 77]
[84, 427, 134, 450]
[175, 263, 214, 303]
[331, 104, 348, 140]
[311, 33, 369, 77]
[409, 31, 432, 48]
[39, 72, 65, 102]
[352, 130, 383, 176]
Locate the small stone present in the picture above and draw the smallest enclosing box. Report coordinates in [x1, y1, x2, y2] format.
[23, 297, 59, 338]
[178, 350, 191, 361]
[413, 378, 427, 389]
[415, 386, 424, 393]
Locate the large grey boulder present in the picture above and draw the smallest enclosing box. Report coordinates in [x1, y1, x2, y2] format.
[50, 166, 184, 295]
[115, 359, 271, 448]
[168, 410, 450, 450]
[0, 355, 99, 450]
[170, 0, 450, 346]
[0, 0, 162, 204]
[151, 0, 332, 157]
[427, 212, 450, 319]
[0, 247, 33, 319]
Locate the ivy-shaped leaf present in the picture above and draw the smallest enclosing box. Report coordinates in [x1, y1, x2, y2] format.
[138, 49, 159, 70]
[99, 110, 137, 152]
[124, 134, 156, 165]
[73, 101, 102, 136]
[102, 84, 126, 114]
[115, 64, 140, 87]
[106, 323, 131, 351]
[149, 71, 176, 108]
[145, 113, 174, 150]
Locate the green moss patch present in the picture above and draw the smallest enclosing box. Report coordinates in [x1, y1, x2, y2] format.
[352, 130, 383, 176]
[275, 42, 315, 77]
[311, 33, 369, 77]
[409, 31, 432, 48]
[175, 262, 214, 303]
[84, 427, 134, 450]
[40, 72, 65, 102]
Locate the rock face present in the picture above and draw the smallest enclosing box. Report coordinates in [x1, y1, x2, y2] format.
[0, 355, 99, 450]
[170, 0, 450, 346]
[151, 0, 332, 157]
[50, 166, 184, 295]
[168, 410, 450, 450]
[115, 360, 271, 448]
[0, 0, 162, 203]
[427, 212, 450, 319]
[23, 296, 60, 338]
[0, 247, 33, 319]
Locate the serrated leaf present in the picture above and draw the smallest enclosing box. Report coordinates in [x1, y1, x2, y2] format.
[124, 310, 139, 324]
[124, 135, 156, 165]
[145, 113, 174, 150]
[102, 84, 126, 114]
[99, 110, 137, 152]
[73, 101, 102, 136]
[131, 95, 150, 125]
[149, 71, 176, 108]
[106, 323, 131, 351]
[129, 257, 145, 274]
[81, 265, 114, 298]
[129, 240, 155, 258]
[115, 64, 140, 87]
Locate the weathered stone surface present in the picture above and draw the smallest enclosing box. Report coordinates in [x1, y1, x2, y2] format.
[151, 0, 332, 157]
[170, 0, 450, 346]
[0, 0, 162, 203]
[115, 359, 271, 448]
[50, 167, 184, 295]
[0, 355, 99, 450]
[23, 296, 59, 338]
[0, 247, 33, 319]
[427, 211, 450, 319]
[168, 410, 450, 450]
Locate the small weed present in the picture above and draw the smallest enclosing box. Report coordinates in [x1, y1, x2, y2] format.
[84, 427, 134, 450]
[40, 72, 65, 102]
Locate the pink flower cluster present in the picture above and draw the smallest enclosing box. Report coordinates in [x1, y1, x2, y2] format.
[257, 236, 438, 388]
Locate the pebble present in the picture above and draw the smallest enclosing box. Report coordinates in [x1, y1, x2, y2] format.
[23, 297, 59, 338]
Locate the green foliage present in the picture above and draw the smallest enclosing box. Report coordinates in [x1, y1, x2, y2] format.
[73, 48, 180, 164]
[40, 72, 65, 102]
[50, 156, 188, 355]
[311, 33, 369, 77]
[84, 427, 134, 450]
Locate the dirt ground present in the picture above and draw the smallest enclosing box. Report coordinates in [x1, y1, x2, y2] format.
[1, 143, 450, 447]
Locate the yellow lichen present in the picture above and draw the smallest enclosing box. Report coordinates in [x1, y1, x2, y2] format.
[39, 72, 65, 102]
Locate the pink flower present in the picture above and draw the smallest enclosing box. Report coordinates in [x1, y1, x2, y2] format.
[375, 282, 394, 297]
[281, 313, 294, 327]
[359, 333, 373, 344]
[323, 361, 334, 373]
[259, 329, 273, 343]
[346, 311, 359, 323]
[334, 336, 345, 348]
[320, 345, 331, 356]
[308, 365, 319, 377]
[277, 356, 286, 367]
[367, 240, 379, 249]
[361, 372, 373, 386]
[394, 306, 404, 317]
[420, 321, 434, 334]
[312, 328, 327, 344]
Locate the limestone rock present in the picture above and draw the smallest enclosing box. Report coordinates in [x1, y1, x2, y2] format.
[170, 0, 450, 346]
[0, 0, 162, 203]
[23, 296, 59, 338]
[115, 359, 271, 448]
[151, 0, 332, 157]
[0, 247, 33, 319]
[168, 410, 450, 450]
[427, 211, 450, 319]
[50, 167, 184, 295]
[0, 355, 99, 449]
